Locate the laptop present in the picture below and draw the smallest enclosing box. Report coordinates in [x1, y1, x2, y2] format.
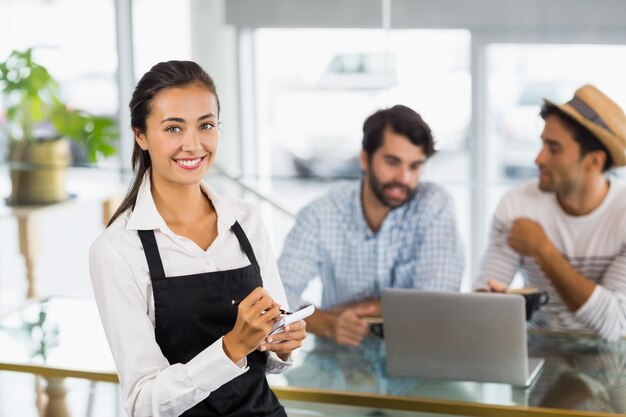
[381, 289, 544, 386]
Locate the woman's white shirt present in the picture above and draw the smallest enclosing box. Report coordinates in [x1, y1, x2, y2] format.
[89, 174, 291, 417]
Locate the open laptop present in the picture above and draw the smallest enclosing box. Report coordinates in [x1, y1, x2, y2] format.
[381, 289, 544, 386]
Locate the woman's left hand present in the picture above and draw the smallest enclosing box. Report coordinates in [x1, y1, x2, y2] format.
[259, 319, 307, 361]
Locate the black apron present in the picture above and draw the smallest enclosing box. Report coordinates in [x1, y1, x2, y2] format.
[138, 221, 287, 417]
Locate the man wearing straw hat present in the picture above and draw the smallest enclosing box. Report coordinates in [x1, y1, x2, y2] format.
[475, 85, 626, 341]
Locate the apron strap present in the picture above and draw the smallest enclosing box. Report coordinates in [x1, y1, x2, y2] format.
[137, 230, 166, 279]
[230, 221, 258, 265]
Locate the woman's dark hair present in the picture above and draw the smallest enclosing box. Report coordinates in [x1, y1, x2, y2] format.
[362, 104, 436, 159]
[540, 103, 612, 171]
[107, 60, 220, 227]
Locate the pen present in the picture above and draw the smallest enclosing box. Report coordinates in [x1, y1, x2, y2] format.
[231, 300, 292, 315]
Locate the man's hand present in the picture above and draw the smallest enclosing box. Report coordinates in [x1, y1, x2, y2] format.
[349, 299, 382, 316]
[507, 218, 596, 313]
[487, 279, 508, 293]
[305, 299, 381, 346]
[508, 218, 551, 258]
[333, 309, 368, 346]
[333, 302, 380, 346]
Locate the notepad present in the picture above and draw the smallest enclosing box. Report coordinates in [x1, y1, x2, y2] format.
[269, 304, 315, 336]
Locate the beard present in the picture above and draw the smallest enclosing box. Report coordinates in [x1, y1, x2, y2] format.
[537, 177, 554, 192]
[537, 168, 577, 194]
[367, 170, 417, 208]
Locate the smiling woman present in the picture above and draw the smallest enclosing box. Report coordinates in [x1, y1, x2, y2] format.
[134, 84, 219, 187]
[88, 61, 307, 417]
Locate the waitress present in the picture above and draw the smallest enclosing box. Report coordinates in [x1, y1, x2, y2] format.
[90, 60, 306, 417]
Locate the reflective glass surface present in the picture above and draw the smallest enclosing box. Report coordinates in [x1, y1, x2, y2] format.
[0, 297, 116, 378]
[271, 331, 626, 415]
[1, 297, 624, 415]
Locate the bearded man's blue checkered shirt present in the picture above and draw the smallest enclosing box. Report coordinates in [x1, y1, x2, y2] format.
[278, 181, 464, 309]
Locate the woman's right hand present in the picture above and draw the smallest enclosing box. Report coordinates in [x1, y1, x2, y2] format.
[223, 287, 281, 363]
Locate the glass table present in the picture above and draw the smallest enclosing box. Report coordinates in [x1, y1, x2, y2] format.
[269, 332, 626, 417]
[0, 296, 624, 417]
[0, 297, 116, 417]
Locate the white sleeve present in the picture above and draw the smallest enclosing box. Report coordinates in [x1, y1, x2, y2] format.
[89, 239, 247, 417]
[265, 350, 294, 374]
[575, 243, 626, 341]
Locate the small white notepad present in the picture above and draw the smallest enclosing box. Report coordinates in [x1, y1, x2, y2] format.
[269, 305, 315, 336]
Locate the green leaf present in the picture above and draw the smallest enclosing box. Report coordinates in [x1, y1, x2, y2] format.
[1, 48, 119, 160]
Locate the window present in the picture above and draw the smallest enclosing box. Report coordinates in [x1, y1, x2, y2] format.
[253, 28, 472, 287]
[0, 0, 118, 164]
[486, 43, 626, 212]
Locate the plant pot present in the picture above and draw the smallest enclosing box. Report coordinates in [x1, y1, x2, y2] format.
[9, 139, 72, 205]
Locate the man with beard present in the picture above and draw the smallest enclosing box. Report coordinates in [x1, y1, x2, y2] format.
[475, 85, 626, 341]
[278, 105, 464, 346]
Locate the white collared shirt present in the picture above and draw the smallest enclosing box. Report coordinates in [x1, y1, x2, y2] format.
[89, 172, 291, 417]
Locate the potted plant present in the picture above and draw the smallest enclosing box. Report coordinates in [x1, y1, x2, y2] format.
[0, 48, 118, 204]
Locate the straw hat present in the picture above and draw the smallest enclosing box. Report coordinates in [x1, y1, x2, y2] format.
[544, 84, 626, 167]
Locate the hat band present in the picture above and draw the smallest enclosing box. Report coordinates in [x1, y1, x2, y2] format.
[568, 96, 613, 134]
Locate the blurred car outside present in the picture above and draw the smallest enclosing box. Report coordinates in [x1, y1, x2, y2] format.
[279, 50, 471, 178]
[316, 52, 398, 90]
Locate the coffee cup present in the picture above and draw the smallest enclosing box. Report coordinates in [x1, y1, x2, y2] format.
[506, 288, 549, 321]
[364, 316, 384, 338]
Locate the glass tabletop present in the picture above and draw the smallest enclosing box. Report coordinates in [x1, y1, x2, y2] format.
[0, 297, 117, 381]
[1, 296, 624, 416]
[270, 330, 626, 416]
